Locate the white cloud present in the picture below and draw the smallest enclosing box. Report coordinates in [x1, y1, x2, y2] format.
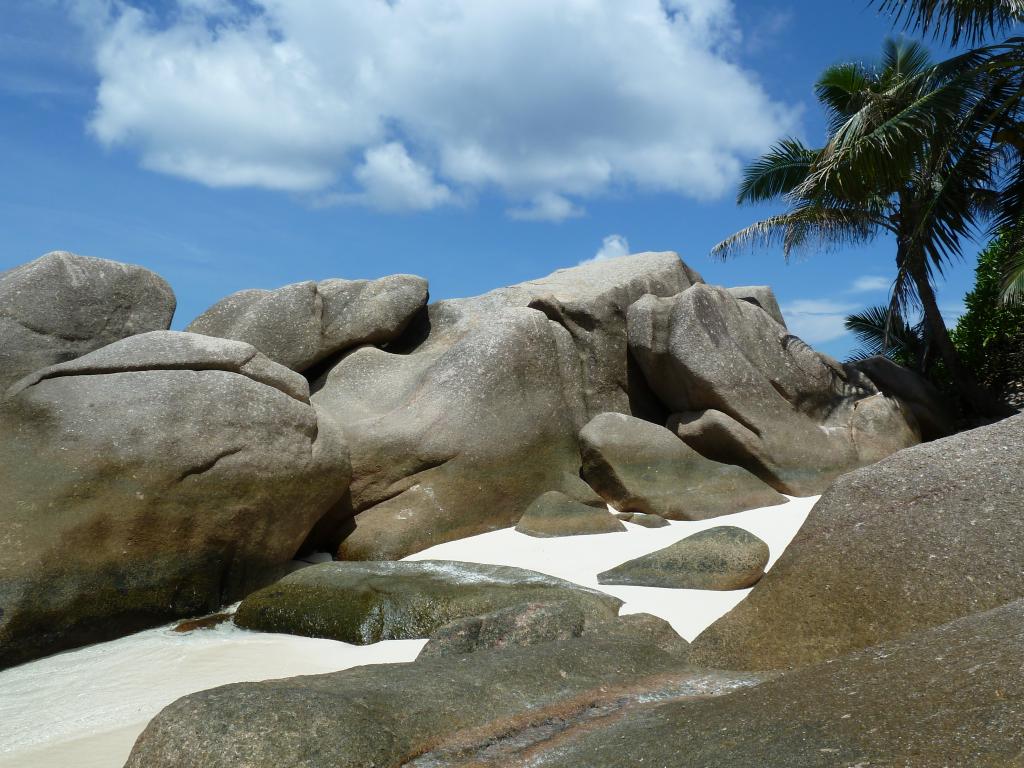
[847, 275, 891, 293]
[580, 233, 630, 264]
[508, 192, 584, 223]
[351, 142, 453, 211]
[77, 0, 798, 213]
[779, 298, 858, 344]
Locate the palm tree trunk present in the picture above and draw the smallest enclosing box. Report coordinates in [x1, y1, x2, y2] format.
[908, 260, 1012, 419]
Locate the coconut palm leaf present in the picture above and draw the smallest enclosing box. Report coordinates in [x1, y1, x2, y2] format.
[872, 0, 1024, 45]
[736, 139, 818, 204]
[844, 304, 925, 365]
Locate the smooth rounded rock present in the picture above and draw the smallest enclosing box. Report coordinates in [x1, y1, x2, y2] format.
[597, 526, 770, 590]
[515, 491, 626, 538]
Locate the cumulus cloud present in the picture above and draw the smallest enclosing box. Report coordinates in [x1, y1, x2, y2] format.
[78, 0, 798, 215]
[847, 275, 891, 293]
[779, 298, 858, 344]
[580, 234, 630, 264]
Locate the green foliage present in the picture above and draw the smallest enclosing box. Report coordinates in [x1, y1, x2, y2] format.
[844, 305, 926, 368]
[952, 235, 1024, 392]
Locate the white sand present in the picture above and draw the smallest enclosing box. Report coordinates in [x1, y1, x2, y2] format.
[0, 620, 425, 768]
[406, 495, 818, 641]
[0, 495, 816, 768]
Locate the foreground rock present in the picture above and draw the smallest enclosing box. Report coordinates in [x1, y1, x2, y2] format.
[689, 413, 1024, 670]
[514, 491, 625, 538]
[234, 560, 622, 644]
[598, 526, 769, 590]
[421, 601, 589, 656]
[579, 412, 785, 520]
[853, 354, 955, 440]
[0, 251, 175, 391]
[630, 283, 922, 494]
[316, 253, 698, 560]
[126, 616, 762, 768]
[0, 331, 347, 669]
[523, 600, 1024, 768]
[186, 275, 428, 373]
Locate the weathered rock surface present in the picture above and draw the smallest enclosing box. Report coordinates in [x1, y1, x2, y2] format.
[598, 526, 770, 590]
[522, 600, 1024, 768]
[421, 601, 588, 656]
[580, 412, 786, 520]
[233, 560, 622, 644]
[0, 251, 175, 392]
[315, 253, 698, 560]
[514, 491, 626, 538]
[124, 615, 723, 768]
[726, 285, 785, 327]
[630, 283, 921, 494]
[689, 413, 1024, 670]
[615, 511, 670, 528]
[0, 331, 348, 669]
[853, 354, 956, 440]
[186, 275, 428, 373]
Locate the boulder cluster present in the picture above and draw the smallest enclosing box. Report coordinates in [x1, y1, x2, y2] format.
[7, 248, 1015, 767]
[0, 249, 943, 669]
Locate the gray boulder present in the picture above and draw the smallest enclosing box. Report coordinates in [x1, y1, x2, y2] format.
[615, 511, 671, 528]
[421, 601, 588, 657]
[853, 354, 956, 440]
[315, 253, 698, 560]
[124, 615, 717, 768]
[726, 285, 785, 327]
[580, 412, 786, 520]
[0, 331, 348, 669]
[186, 275, 428, 373]
[0, 251, 175, 391]
[521, 599, 1024, 768]
[233, 560, 622, 644]
[629, 283, 921, 495]
[514, 491, 626, 538]
[689, 413, 1024, 671]
[598, 526, 770, 590]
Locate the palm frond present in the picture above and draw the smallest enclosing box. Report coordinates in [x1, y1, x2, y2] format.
[844, 304, 924, 363]
[1000, 242, 1024, 302]
[736, 139, 819, 204]
[711, 205, 884, 261]
[872, 0, 1024, 45]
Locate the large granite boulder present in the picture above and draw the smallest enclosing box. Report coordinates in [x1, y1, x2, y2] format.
[598, 526, 770, 590]
[125, 615, 755, 768]
[421, 601, 590, 657]
[521, 599, 1024, 767]
[689, 413, 1024, 671]
[0, 331, 348, 669]
[233, 560, 621, 644]
[314, 253, 698, 560]
[514, 491, 626, 538]
[853, 354, 956, 440]
[726, 285, 785, 327]
[186, 275, 428, 373]
[579, 412, 785, 520]
[0, 251, 175, 391]
[629, 283, 921, 494]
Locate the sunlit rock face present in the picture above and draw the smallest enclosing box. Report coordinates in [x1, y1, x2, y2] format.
[0, 332, 348, 670]
[185, 275, 429, 374]
[0, 250, 176, 392]
[312, 252, 701, 560]
[628, 283, 921, 495]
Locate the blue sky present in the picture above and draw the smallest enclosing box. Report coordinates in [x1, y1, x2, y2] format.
[0, 0, 986, 358]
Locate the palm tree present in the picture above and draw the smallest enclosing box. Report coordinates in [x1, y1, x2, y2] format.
[872, 0, 1024, 45]
[713, 39, 1011, 417]
[844, 305, 928, 368]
